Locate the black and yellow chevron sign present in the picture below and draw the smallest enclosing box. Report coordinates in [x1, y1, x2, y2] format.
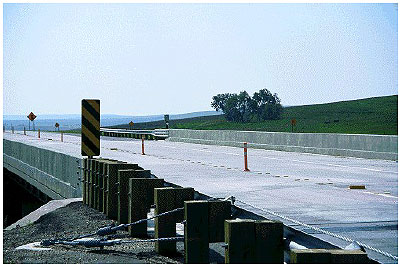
[81, 99, 100, 156]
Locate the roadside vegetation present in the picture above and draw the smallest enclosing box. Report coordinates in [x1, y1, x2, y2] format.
[115, 95, 397, 135]
[63, 95, 396, 135]
[211, 89, 283, 122]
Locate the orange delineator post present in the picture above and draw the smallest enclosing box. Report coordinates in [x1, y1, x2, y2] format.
[244, 142, 250, 171]
[38, 129, 40, 139]
[142, 135, 145, 155]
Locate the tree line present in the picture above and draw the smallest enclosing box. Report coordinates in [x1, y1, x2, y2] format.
[211, 89, 283, 122]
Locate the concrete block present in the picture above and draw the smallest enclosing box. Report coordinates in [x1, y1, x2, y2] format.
[184, 201, 209, 264]
[290, 249, 332, 264]
[224, 219, 256, 264]
[208, 200, 231, 243]
[255, 220, 284, 263]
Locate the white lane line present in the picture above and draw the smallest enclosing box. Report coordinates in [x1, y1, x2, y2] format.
[363, 191, 398, 199]
[150, 141, 398, 174]
[377, 193, 398, 199]
[25, 133, 397, 175]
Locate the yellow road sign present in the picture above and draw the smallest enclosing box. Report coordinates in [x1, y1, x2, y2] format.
[81, 99, 100, 156]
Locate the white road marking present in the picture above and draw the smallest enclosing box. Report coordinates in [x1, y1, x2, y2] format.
[138, 140, 398, 174]
[363, 191, 398, 199]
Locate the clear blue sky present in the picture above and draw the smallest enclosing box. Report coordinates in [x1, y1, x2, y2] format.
[3, 3, 398, 116]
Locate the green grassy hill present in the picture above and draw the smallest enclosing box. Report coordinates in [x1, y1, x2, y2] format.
[111, 95, 398, 135]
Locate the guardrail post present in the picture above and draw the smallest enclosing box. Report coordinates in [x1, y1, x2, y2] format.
[290, 249, 332, 263]
[118, 169, 153, 225]
[142, 135, 145, 155]
[255, 220, 284, 263]
[183, 199, 231, 263]
[96, 160, 104, 211]
[11, 126, 14, 134]
[290, 249, 369, 264]
[184, 201, 209, 263]
[224, 219, 284, 263]
[24, 127, 26, 135]
[127, 176, 164, 238]
[244, 142, 250, 171]
[101, 159, 118, 213]
[94, 160, 101, 210]
[92, 159, 99, 208]
[224, 219, 256, 263]
[118, 169, 137, 225]
[208, 200, 232, 242]
[83, 158, 88, 205]
[154, 187, 194, 255]
[88, 158, 95, 208]
[61, 132, 63, 142]
[329, 250, 369, 263]
[104, 162, 138, 220]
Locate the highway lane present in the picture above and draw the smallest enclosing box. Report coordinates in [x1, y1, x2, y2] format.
[3, 131, 398, 263]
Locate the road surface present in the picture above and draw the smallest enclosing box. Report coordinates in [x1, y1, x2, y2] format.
[3, 131, 398, 263]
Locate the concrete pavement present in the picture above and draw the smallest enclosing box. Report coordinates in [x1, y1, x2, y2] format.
[3, 131, 398, 263]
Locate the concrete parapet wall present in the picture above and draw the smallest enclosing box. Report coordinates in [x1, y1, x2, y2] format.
[3, 139, 81, 199]
[167, 129, 398, 160]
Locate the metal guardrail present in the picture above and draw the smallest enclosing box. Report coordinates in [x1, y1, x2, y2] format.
[100, 128, 169, 140]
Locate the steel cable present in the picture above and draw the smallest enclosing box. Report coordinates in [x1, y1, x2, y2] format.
[235, 199, 398, 261]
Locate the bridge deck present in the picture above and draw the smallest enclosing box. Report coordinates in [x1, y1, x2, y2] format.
[3, 131, 398, 263]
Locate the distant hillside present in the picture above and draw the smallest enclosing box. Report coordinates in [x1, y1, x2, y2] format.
[109, 95, 397, 135]
[3, 111, 221, 131]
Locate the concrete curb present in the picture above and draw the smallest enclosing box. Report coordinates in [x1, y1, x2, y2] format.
[167, 129, 398, 160]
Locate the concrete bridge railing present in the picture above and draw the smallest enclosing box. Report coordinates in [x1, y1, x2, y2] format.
[3, 139, 81, 199]
[167, 129, 398, 160]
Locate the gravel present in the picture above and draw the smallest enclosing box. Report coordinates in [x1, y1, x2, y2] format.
[3, 202, 183, 264]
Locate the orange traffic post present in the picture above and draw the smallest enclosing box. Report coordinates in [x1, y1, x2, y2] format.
[244, 142, 250, 172]
[38, 129, 40, 139]
[142, 135, 145, 155]
[61, 132, 63, 142]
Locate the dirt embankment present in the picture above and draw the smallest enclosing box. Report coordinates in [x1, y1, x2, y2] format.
[3, 202, 183, 264]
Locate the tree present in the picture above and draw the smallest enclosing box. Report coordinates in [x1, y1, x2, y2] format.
[237, 91, 252, 122]
[211, 89, 283, 122]
[211, 93, 234, 112]
[252, 89, 283, 120]
[224, 94, 242, 122]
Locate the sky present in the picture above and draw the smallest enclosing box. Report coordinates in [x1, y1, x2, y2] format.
[2, 3, 398, 116]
